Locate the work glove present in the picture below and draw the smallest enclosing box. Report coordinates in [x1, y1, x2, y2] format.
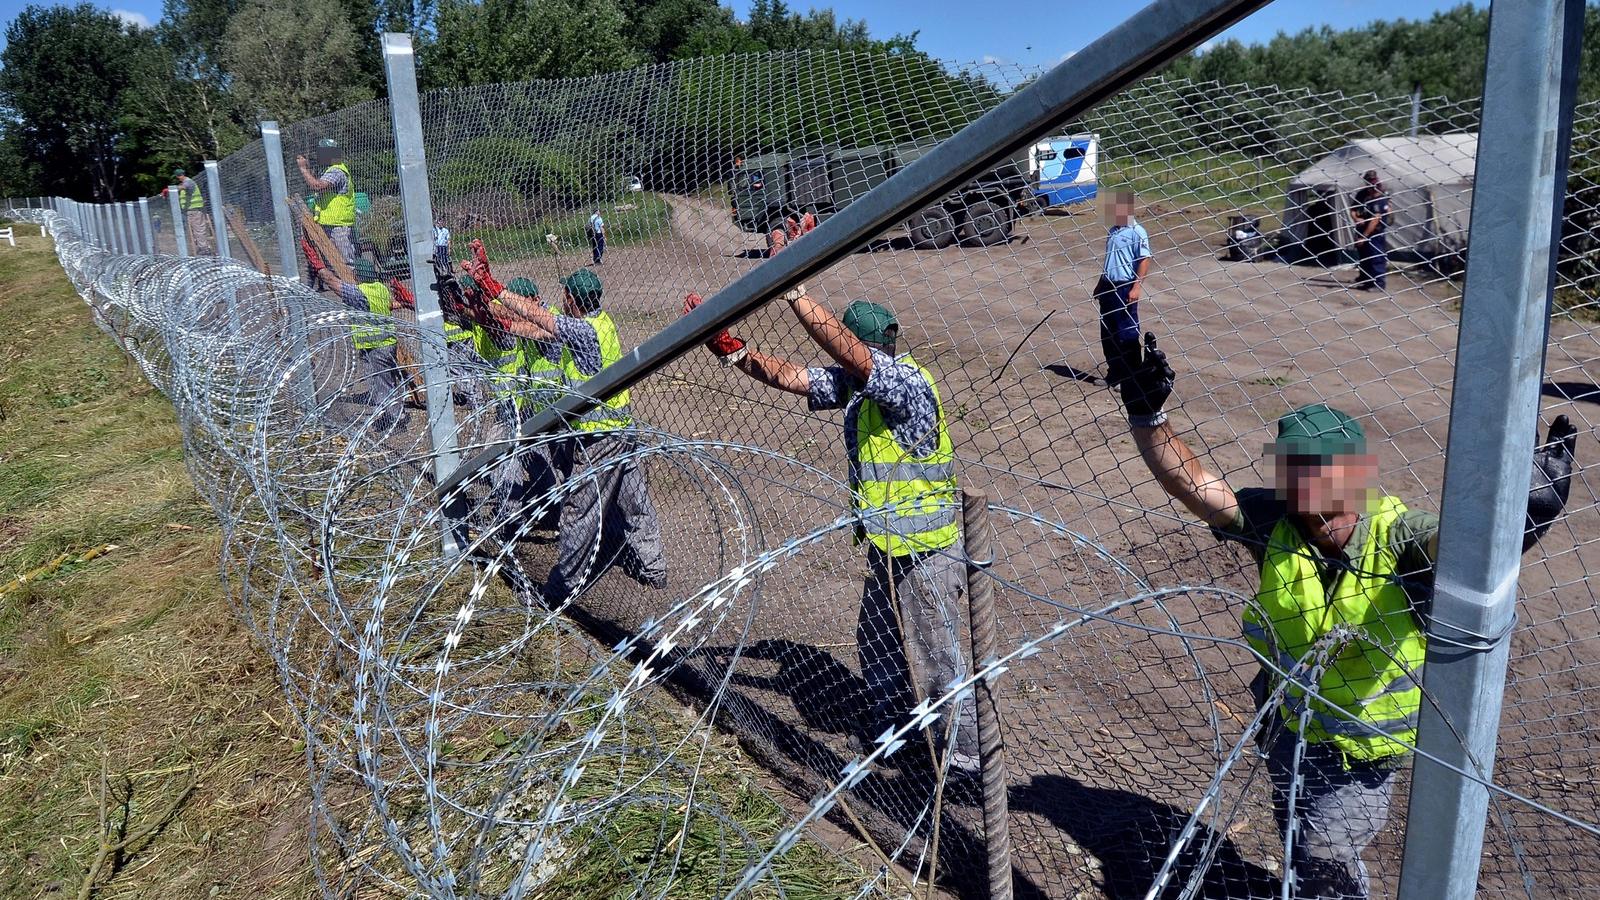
[683, 292, 746, 365]
[390, 278, 416, 310]
[1525, 414, 1580, 549]
[545, 233, 559, 251]
[462, 259, 504, 301]
[1120, 332, 1175, 425]
[780, 282, 807, 303]
[300, 238, 325, 274]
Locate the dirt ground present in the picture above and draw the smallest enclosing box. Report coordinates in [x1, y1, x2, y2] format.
[399, 191, 1600, 897]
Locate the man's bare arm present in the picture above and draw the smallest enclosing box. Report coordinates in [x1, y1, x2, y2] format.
[495, 290, 557, 339]
[788, 290, 873, 382]
[1129, 255, 1152, 301]
[296, 155, 333, 191]
[734, 349, 811, 396]
[1130, 421, 1240, 529]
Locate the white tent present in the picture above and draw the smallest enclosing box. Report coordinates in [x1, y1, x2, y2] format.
[1282, 134, 1476, 263]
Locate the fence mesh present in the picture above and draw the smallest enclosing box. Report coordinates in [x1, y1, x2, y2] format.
[17, 45, 1600, 900]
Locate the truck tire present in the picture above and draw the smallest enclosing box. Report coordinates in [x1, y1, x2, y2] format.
[961, 199, 1013, 246]
[909, 208, 955, 250]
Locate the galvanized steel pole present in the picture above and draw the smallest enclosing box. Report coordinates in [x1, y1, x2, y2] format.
[436, 0, 1272, 498]
[1397, 0, 1584, 897]
[168, 186, 188, 259]
[204, 161, 231, 259]
[260, 122, 301, 282]
[139, 198, 155, 254]
[383, 31, 462, 555]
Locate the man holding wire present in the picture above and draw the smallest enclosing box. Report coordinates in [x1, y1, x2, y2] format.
[684, 283, 980, 775]
[1116, 332, 1578, 899]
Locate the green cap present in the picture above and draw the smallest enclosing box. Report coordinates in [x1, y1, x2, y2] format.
[841, 301, 899, 346]
[317, 138, 338, 149]
[352, 258, 378, 281]
[173, 168, 186, 178]
[1274, 404, 1366, 457]
[560, 268, 603, 308]
[506, 276, 538, 298]
[457, 273, 478, 294]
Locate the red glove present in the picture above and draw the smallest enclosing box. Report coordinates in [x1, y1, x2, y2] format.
[300, 238, 325, 273]
[683, 293, 745, 364]
[463, 258, 504, 300]
[389, 278, 416, 309]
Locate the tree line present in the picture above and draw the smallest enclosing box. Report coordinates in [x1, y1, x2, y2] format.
[0, 0, 917, 199]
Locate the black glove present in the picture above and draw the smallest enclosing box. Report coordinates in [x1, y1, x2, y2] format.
[1121, 332, 1174, 423]
[1525, 414, 1579, 549]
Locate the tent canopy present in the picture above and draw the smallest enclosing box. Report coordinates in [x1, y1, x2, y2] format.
[1281, 134, 1477, 262]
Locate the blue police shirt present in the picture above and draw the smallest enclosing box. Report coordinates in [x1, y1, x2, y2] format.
[1103, 220, 1151, 283]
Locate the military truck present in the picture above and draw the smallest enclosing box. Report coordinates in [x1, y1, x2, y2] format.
[730, 141, 1032, 250]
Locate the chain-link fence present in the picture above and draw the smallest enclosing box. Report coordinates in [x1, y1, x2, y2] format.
[16, 11, 1600, 899]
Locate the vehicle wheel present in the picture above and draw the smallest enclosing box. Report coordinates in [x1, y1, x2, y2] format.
[909, 208, 955, 250]
[961, 199, 1014, 246]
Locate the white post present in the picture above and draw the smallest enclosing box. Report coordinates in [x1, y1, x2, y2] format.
[204, 160, 231, 259]
[168, 186, 188, 259]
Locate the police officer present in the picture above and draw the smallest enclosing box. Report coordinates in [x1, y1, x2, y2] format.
[1352, 170, 1390, 291]
[468, 252, 665, 601]
[1117, 333, 1578, 899]
[686, 284, 980, 774]
[173, 169, 213, 256]
[303, 241, 406, 432]
[1095, 189, 1152, 385]
[297, 138, 357, 282]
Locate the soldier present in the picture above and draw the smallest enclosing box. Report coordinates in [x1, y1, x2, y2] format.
[1117, 332, 1578, 899]
[466, 245, 665, 601]
[684, 284, 980, 773]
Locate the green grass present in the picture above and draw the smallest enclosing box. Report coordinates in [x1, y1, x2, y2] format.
[459, 193, 674, 264]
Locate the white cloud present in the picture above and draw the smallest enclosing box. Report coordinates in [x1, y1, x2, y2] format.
[981, 54, 1008, 65]
[111, 8, 152, 29]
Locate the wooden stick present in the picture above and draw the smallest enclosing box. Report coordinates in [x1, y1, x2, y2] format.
[225, 206, 270, 275]
[284, 198, 355, 283]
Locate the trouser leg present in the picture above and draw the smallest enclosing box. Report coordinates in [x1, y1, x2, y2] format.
[896, 546, 978, 759]
[1095, 276, 1142, 383]
[614, 445, 665, 586]
[357, 345, 405, 431]
[858, 550, 915, 739]
[187, 211, 214, 256]
[1268, 733, 1397, 900]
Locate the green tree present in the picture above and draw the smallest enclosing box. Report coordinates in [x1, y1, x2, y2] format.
[423, 0, 641, 87]
[0, 4, 152, 198]
[222, 0, 378, 122]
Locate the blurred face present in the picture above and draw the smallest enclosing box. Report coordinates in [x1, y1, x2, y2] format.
[1274, 452, 1377, 517]
[1102, 191, 1137, 227]
[562, 288, 582, 317]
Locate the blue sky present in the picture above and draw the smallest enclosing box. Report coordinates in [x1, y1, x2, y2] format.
[0, 0, 1481, 62]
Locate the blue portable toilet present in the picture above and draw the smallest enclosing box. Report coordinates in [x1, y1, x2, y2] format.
[1031, 134, 1099, 209]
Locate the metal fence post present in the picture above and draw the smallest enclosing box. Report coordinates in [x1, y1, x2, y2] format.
[204, 160, 231, 260]
[261, 121, 301, 282]
[139, 198, 154, 254]
[962, 490, 1012, 900]
[168, 185, 188, 259]
[124, 203, 140, 253]
[113, 202, 129, 252]
[383, 31, 462, 556]
[261, 120, 316, 409]
[1397, 0, 1584, 897]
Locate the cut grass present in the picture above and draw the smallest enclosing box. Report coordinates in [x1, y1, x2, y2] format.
[0, 230, 312, 899]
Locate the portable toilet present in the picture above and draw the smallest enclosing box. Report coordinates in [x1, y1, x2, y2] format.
[1031, 134, 1099, 209]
